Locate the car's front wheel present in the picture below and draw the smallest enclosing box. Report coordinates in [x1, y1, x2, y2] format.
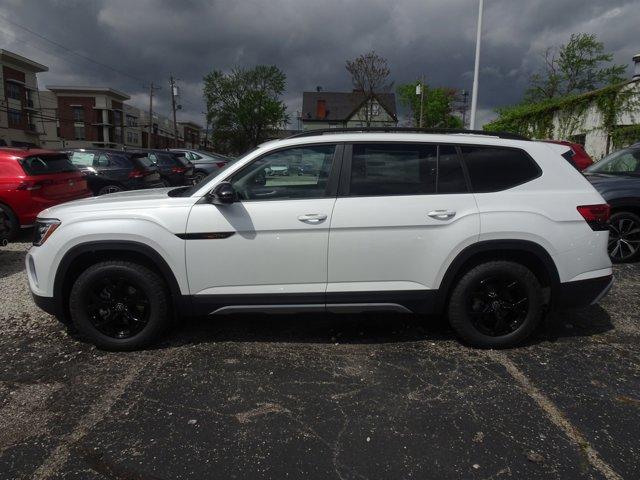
[69, 260, 171, 350]
[608, 211, 640, 263]
[447, 261, 544, 348]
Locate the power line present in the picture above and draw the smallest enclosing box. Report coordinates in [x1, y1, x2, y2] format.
[0, 12, 148, 84]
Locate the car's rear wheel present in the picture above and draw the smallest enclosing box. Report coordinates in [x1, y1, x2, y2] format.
[448, 261, 543, 348]
[608, 211, 640, 263]
[69, 260, 171, 350]
[98, 185, 123, 195]
[161, 178, 171, 187]
[193, 171, 207, 184]
[0, 204, 19, 243]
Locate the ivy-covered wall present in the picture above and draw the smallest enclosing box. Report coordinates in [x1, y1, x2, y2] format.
[485, 80, 640, 160]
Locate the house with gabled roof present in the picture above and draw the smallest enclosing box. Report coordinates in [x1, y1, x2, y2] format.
[301, 89, 397, 130]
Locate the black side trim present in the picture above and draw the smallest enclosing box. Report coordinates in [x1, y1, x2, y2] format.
[191, 290, 439, 316]
[192, 292, 326, 316]
[437, 240, 560, 312]
[326, 290, 438, 314]
[554, 275, 613, 309]
[54, 241, 187, 320]
[176, 232, 235, 240]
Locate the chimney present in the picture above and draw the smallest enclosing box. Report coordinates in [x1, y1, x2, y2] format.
[634, 54, 640, 80]
[316, 99, 326, 119]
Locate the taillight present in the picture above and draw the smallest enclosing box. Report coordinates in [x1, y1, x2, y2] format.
[129, 168, 145, 179]
[17, 180, 43, 191]
[577, 204, 610, 231]
[172, 166, 187, 174]
[215, 162, 226, 168]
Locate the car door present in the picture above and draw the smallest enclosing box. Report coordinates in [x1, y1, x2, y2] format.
[185, 143, 342, 313]
[326, 142, 480, 313]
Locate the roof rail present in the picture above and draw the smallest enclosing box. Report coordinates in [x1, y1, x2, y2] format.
[286, 127, 530, 141]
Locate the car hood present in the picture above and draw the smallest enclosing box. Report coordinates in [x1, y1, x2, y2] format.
[38, 187, 195, 218]
[583, 173, 640, 198]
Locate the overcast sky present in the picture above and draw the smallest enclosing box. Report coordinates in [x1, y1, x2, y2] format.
[1, 0, 638, 128]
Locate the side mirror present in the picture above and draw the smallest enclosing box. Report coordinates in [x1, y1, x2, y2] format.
[208, 182, 237, 205]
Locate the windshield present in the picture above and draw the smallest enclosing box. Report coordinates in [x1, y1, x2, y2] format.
[168, 150, 250, 197]
[586, 148, 640, 175]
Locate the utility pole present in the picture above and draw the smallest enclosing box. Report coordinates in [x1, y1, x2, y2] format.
[470, 0, 484, 130]
[169, 75, 179, 147]
[147, 82, 159, 149]
[419, 75, 425, 128]
[201, 111, 209, 150]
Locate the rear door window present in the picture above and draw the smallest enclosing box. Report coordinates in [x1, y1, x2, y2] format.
[70, 151, 95, 167]
[349, 143, 437, 196]
[460, 146, 540, 192]
[19, 154, 78, 175]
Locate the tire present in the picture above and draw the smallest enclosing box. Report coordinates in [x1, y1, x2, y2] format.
[608, 211, 640, 263]
[69, 260, 171, 350]
[161, 178, 171, 187]
[98, 185, 123, 195]
[0, 203, 19, 243]
[193, 171, 207, 184]
[447, 261, 544, 349]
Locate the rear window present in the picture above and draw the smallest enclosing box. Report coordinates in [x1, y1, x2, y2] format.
[19, 154, 78, 176]
[460, 146, 540, 192]
[132, 154, 154, 168]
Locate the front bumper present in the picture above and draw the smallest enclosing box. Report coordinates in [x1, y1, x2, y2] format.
[554, 274, 614, 309]
[32, 292, 57, 316]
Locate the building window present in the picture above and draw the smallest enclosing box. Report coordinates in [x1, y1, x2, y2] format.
[6, 82, 22, 100]
[114, 110, 122, 126]
[569, 134, 586, 146]
[72, 106, 84, 122]
[74, 125, 86, 140]
[126, 115, 137, 127]
[7, 108, 22, 127]
[114, 127, 123, 144]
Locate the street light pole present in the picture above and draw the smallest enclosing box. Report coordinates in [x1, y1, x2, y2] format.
[470, 0, 484, 130]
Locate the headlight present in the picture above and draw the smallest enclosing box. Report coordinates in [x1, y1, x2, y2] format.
[33, 219, 61, 246]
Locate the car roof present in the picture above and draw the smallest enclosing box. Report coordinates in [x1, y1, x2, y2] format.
[0, 147, 64, 158]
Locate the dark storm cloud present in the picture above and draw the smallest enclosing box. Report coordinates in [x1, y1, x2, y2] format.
[1, 0, 638, 126]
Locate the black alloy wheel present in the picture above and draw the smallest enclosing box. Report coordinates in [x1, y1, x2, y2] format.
[608, 211, 640, 263]
[85, 277, 150, 339]
[69, 260, 171, 350]
[467, 274, 529, 337]
[448, 260, 543, 348]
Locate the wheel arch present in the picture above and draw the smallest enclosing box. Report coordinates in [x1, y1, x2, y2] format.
[53, 240, 189, 323]
[436, 240, 560, 312]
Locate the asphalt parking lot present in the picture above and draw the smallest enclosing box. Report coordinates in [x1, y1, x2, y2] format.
[1, 234, 639, 480]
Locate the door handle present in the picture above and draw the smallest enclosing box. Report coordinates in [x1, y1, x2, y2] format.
[428, 210, 456, 220]
[298, 213, 327, 224]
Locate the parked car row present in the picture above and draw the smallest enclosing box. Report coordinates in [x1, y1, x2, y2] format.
[0, 147, 229, 242]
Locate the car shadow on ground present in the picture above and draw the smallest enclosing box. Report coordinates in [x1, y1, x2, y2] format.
[0, 248, 28, 278]
[155, 304, 614, 349]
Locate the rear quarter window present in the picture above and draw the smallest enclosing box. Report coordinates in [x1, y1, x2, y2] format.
[460, 146, 541, 192]
[19, 154, 78, 175]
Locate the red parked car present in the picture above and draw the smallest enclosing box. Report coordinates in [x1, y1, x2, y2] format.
[0, 147, 91, 243]
[543, 140, 594, 170]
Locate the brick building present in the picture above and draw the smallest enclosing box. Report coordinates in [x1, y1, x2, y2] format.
[0, 49, 48, 147]
[179, 121, 201, 149]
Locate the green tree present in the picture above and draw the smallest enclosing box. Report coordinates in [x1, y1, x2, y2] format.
[397, 81, 463, 128]
[203, 65, 288, 154]
[525, 33, 627, 102]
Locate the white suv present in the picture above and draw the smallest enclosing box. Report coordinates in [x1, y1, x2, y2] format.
[27, 131, 613, 350]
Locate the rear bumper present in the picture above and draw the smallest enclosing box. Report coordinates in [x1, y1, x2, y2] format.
[554, 274, 613, 309]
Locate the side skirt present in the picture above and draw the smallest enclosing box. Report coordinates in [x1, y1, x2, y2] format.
[190, 290, 440, 317]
